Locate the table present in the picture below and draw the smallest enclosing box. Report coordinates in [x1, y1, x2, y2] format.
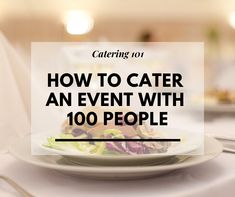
[0, 152, 234, 197]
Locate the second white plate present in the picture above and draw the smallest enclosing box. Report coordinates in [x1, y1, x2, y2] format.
[9, 136, 222, 180]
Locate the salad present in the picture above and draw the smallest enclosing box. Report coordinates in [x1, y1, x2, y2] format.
[44, 116, 171, 155]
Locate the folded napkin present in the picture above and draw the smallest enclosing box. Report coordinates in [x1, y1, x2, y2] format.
[205, 117, 235, 152]
[0, 32, 30, 153]
[205, 117, 235, 140]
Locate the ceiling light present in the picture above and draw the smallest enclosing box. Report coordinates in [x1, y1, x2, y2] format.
[228, 12, 235, 29]
[65, 10, 94, 35]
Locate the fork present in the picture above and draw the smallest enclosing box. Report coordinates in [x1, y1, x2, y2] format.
[223, 147, 235, 154]
[0, 175, 34, 197]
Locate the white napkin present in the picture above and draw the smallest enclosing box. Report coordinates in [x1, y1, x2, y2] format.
[205, 117, 235, 152]
[0, 32, 30, 153]
[205, 117, 235, 140]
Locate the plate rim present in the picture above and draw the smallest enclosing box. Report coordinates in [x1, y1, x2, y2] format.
[8, 136, 222, 173]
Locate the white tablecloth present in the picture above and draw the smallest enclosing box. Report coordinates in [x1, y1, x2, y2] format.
[0, 152, 234, 197]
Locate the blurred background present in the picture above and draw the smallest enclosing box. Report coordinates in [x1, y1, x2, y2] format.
[1, 0, 235, 89]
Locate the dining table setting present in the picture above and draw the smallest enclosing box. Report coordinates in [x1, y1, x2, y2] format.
[0, 33, 235, 197]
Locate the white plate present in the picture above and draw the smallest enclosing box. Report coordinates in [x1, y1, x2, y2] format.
[39, 131, 202, 166]
[9, 136, 222, 180]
